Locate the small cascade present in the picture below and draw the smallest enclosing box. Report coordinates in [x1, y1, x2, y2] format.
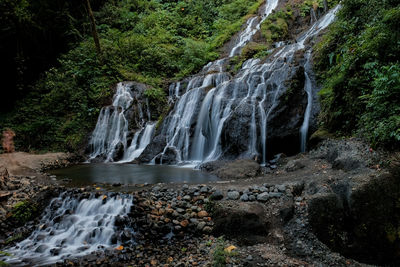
[150, 4, 340, 165]
[3, 193, 133, 266]
[88, 83, 133, 162]
[300, 52, 313, 152]
[120, 123, 156, 163]
[87, 82, 155, 162]
[230, 0, 279, 57]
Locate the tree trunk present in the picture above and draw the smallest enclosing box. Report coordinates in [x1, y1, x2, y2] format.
[323, 0, 328, 13]
[85, 0, 102, 62]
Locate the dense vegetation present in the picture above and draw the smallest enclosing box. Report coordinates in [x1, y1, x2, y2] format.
[0, 0, 263, 152]
[315, 0, 400, 149]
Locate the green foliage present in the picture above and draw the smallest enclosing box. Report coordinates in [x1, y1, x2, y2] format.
[212, 236, 237, 267]
[359, 64, 400, 148]
[298, 0, 339, 17]
[315, 1, 400, 149]
[260, 8, 293, 44]
[1, 0, 261, 152]
[11, 201, 37, 225]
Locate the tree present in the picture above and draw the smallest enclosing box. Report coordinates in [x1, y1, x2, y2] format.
[85, 0, 102, 62]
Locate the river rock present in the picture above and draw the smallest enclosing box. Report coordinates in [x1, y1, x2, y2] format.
[240, 193, 249, 202]
[257, 192, 270, 202]
[227, 191, 240, 200]
[209, 190, 223, 201]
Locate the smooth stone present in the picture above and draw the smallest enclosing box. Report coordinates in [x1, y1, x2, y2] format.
[276, 185, 286, 192]
[269, 192, 283, 198]
[240, 193, 249, 202]
[257, 192, 270, 202]
[227, 191, 240, 200]
[197, 221, 206, 230]
[209, 190, 223, 201]
[200, 186, 208, 193]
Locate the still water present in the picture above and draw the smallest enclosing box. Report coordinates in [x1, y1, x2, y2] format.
[49, 163, 218, 186]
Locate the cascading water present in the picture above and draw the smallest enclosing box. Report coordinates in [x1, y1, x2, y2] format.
[119, 123, 156, 163]
[88, 82, 155, 162]
[88, 83, 132, 162]
[3, 193, 133, 266]
[300, 52, 313, 153]
[155, 4, 340, 165]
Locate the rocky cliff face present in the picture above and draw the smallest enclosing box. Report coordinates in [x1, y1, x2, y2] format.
[91, 0, 337, 165]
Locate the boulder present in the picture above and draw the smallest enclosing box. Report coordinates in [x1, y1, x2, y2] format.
[209, 159, 261, 179]
[213, 202, 269, 240]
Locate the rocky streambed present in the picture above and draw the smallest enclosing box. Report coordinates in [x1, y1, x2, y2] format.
[0, 139, 399, 266]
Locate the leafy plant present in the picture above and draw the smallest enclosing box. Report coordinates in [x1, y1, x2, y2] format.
[212, 236, 237, 267]
[314, 1, 400, 149]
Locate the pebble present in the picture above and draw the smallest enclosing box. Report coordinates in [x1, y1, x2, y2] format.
[200, 186, 208, 193]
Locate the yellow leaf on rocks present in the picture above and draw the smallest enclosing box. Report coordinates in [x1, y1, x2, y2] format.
[116, 245, 124, 250]
[224, 245, 237, 253]
[96, 187, 101, 190]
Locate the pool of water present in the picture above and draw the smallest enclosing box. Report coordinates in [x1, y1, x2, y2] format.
[49, 163, 218, 186]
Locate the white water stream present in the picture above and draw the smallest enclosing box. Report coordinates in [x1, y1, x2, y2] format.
[3, 193, 133, 266]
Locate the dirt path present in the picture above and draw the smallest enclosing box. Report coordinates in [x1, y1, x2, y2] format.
[0, 152, 69, 176]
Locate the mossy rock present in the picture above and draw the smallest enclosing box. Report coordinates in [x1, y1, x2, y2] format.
[309, 128, 335, 148]
[10, 201, 38, 226]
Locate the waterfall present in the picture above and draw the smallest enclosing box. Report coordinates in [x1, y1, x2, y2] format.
[230, 0, 279, 57]
[3, 193, 133, 266]
[119, 123, 156, 163]
[88, 82, 155, 162]
[88, 83, 133, 162]
[153, 4, 340, 165]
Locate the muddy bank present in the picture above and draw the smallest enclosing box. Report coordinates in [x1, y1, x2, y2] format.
[0, 152, 71, 176]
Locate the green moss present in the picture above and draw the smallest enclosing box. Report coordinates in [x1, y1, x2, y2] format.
[11, 201, 37, 225]
[4, 233, 23, 245]
[260, 8, 293, 44]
